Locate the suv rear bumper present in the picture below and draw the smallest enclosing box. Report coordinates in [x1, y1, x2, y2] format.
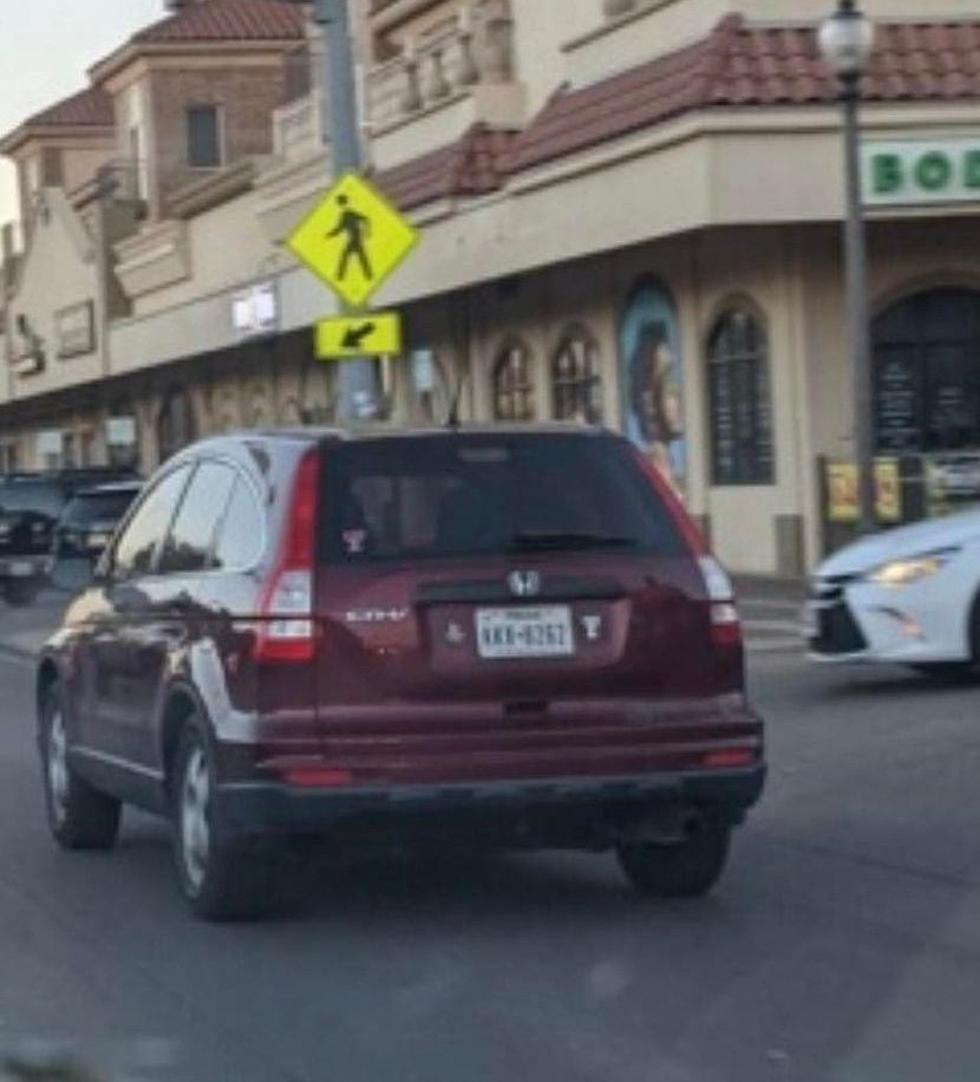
[213, 765, 766, 847]
[0, 554, 51, 578]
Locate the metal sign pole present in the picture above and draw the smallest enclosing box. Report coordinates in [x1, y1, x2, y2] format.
[313, 0, 380, 422]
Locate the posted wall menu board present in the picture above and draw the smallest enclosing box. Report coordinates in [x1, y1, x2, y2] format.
[874, 351, 920, 452]
[825, 459, 902, 525]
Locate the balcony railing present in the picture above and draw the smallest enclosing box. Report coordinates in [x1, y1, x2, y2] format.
[94, 160, 147, 206]
[273, 93, 324, 161]
[367, 0, 514, 130]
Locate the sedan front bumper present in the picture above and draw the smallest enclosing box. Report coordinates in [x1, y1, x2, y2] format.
[807, 575, 971, 665]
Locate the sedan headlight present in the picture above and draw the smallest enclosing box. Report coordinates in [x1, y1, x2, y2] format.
[868, 548, 959, 587]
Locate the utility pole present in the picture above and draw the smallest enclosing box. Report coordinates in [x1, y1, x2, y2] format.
[312, 0, 380, 422]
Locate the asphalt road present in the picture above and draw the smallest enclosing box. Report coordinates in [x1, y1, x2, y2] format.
[0, 643, 979, 1082]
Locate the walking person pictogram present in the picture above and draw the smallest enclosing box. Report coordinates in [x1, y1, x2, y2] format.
[327, 194, 373, 282]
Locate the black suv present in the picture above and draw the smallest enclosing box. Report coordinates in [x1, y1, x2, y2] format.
[52, 481, 143, 561]
[0, 469, 138, 605]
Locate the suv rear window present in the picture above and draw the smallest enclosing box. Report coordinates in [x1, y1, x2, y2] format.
[63, 489, 139, 527]
[0, 481, 66, 520]
[319, 434, 686, 564]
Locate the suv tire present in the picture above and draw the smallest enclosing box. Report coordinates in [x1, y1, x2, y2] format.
[172, 722, 279, 921]
[4, 577, 43, 607]
[40, 687, 121, 850]
[617, 819, 730, 898]
[971, 595, 980, 679]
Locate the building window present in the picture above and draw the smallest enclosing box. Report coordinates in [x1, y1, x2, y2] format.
[0, 443, 18, 473]
[37, 431, 63, 471]
[157, 387, 197, 464]
[873, 288, 980, 453]
[62, 433, 78, 470]
[186, 105, 221, 168]
[409, 348, 449, 424]
[708, 308, 774, 485]
[106, 410, 139, 469]
[492, 340, 534, 422]
[551, 328, 603, 424]
[128, 127, 146, 199]
[25, 156, 41, 204]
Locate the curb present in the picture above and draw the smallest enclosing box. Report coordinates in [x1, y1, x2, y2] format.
[0, 644, 38, 664]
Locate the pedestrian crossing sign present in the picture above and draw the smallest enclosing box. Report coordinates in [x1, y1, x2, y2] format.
[286, 172, 418, 308]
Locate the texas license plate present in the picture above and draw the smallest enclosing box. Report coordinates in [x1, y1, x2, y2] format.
[476, 606, 574, 659]
[9, 562, 35, 577]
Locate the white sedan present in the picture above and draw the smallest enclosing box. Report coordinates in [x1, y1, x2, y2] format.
[807, 510, 980, 672]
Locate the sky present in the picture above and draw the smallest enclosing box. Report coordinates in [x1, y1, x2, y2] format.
[0, 0, 165, 233]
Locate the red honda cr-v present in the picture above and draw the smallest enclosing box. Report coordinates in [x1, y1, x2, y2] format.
[36, 426, 765, 919]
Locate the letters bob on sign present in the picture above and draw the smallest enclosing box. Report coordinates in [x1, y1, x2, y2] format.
[862, 138, 980, 208]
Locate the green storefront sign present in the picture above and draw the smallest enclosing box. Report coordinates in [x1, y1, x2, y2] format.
[862, 138, 980, 207]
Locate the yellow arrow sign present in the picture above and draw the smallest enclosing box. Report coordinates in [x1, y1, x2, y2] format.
[287, 172, 418, 308]
[315, 312, 403, 360]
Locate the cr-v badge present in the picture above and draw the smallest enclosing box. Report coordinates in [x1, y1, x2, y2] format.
[345, 608, 409, 624]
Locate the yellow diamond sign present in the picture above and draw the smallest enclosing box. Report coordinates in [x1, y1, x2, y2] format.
[315, 312, 402, 360]
[286, 172, 418, 308]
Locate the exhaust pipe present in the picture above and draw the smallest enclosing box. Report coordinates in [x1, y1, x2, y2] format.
[622, 805, 704, 846]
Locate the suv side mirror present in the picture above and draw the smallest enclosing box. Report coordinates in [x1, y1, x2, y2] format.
[91, 547, 114, 585]
[87, 535, 110, 559]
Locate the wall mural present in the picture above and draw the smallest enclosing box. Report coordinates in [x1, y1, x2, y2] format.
[619, 280, 687, 494]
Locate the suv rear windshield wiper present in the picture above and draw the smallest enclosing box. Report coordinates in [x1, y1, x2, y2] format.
[505, 532, 639, 552]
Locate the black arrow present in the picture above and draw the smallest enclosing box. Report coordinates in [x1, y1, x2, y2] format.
[341, 321, 376, 350]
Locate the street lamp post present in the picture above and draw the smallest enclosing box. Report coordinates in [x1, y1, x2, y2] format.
[819, 0, 876, 534]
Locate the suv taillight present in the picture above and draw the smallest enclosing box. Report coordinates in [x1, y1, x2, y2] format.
[700, 555, 742, 648]
[255, 449, 319, 663]
[632, 450, 742, 650]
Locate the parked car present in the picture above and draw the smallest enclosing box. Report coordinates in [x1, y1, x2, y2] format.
[0, 469, 137, 606]
[53, 481, 143, 561]
[807, 509, 980, 673]
[35, 427, 765, 920]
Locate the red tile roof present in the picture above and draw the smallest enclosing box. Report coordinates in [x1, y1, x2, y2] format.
[25, 86, 113, 130]
[0, 86, 113, 152]
[132, 0, 305, 44]
[509, 15, 980, 173]
[376, 124, 517, 211]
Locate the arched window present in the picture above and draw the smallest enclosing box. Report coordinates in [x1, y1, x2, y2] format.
[492, 339, 535, 421]
[551, 328, 603, 424]
[708, 307, 773, 485]
[873, 288, 980, 452]
[157, 387, 196, 464]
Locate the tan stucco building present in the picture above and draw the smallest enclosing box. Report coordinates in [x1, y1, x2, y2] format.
[2, 0, 980, 576]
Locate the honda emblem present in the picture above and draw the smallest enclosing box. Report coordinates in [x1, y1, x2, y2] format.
[508, 570, 541, 598]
